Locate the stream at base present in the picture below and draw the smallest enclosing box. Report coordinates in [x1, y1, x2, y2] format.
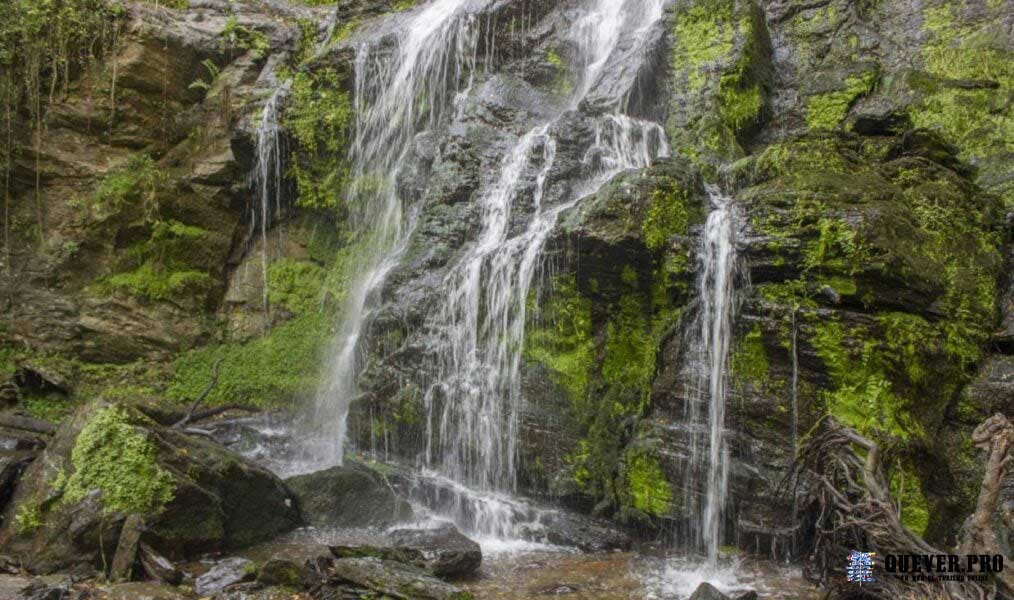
[232, 527, 820, 600]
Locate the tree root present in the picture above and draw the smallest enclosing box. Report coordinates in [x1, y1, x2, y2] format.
[792, 416, 1011, 600]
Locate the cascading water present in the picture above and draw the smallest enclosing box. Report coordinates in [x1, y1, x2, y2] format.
[303, 0, 485, 467]
[420, 0, 669, 539]
[249, 83, 290, 320]
[684, 185, 738, 568]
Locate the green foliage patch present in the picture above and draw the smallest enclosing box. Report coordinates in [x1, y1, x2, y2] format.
[64, 406, 175, 515]
[167, 313, 330, 408]
[286, 68, 354, 210]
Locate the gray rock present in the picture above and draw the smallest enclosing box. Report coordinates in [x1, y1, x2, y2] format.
[195, 557, 254, 596]
[286, 461, 413, 528]
[328, 557, 472, 600]
[387, 525, 482, 578]
[689, 582, 731, 600]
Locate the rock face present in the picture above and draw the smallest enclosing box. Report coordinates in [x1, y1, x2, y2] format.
[0, 401, 300, 574]
[286, 461, 414, 528]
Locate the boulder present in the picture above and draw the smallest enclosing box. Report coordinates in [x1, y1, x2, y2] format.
[689, 582, 731, 600]
[330, 524, 482, 579]
[0, 401, 300, 574]
[327, 557, 472, 600]
[195, 557, 255, 596]
[286, 461, 413, 528]
[256, 557, 308, 588]
[387, 525, 482, 578]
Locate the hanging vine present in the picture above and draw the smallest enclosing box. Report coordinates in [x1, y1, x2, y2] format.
[0, 0, 122, 243]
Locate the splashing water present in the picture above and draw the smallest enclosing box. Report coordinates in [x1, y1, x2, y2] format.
[421, 0, 669, 538]
[303, 0, 485, 468]
[683, 185, 738, 567]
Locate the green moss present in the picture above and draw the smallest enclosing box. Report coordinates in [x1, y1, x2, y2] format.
[889, 466, 929, 536]
[268, 258, 326, 314]
[21, 391, 75, 423]
[602, 293, 655, 396]
[672, 1, 735, 92]
[731, 324, 768, 385]
[805, 71, 878, 130]
[104, 263, 211, 302]
[331, 19, 360, 43]
[811, 320, 915, 439]
[14, 503, 41, 534]
[625, 452, 672, 516]
[913, 3, 1014, 207]
[524, 275, 594, 403]
[392, 0, 416, 11]
[286, 68, 354, 210]
[168, 313, 330, 408]
[642, 186, 690, 251]
[64, 406, 175, 515]
[98, 219, 213, 302]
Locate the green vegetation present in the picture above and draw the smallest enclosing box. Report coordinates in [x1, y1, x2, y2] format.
[286, 68, 354, 210]
[99, 219, 213, 302]
[219, 16, 269, 61]
[624, 451, 672, 516]
[92, 154, 165, 221]
[642, 186, 690, 252]
[14, 503, 41, 534]
[912, 2, 1014, 207]
[890, 466, 930, 536]
[268, 258, 327, 314]
[805, 70, 878, 130]
[168, 312, 330, 408]
[64, 406, 175, 515]
[524, 275, 594, 403]
[672, 1, 735, 91]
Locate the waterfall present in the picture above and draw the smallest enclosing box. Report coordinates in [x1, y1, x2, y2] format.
[305, 0, 485, 467]
[250, 84, 289, 321]
[685, 185, 738, 568]
[421, 0, 669, 539]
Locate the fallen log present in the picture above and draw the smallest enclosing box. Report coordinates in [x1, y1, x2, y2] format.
[0, 413, 55, 435]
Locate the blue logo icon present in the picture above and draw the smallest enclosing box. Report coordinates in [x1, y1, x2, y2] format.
[847, 550, 876, 584]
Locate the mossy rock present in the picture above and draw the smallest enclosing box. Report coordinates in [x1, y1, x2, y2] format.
[0, 400, 300, 573]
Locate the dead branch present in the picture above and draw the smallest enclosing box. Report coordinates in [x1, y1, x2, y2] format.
[172, 358, 223, 429]
[187, 403, 259, 424]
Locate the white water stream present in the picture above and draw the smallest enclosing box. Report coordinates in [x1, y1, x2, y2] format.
[418, 0, 670, 539]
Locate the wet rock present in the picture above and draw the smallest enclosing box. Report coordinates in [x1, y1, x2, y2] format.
[256, 557, 307, 588]
[15, 575, 72, 600]
[0, 401, 300, 574]
[286, 461, 413, 528]
[734, 591, 758, 600]
[533, 583, 580, 595]
[538, 511, 633, 552]
[97, 582, 190, 600]
[327, 557, 471, 600]
[138, 543, 183, 586]
[195, 557, 255, 596]
[0, 451, 34, 513]
[387, 525, 482, 578]
[688, 582, 731, 600]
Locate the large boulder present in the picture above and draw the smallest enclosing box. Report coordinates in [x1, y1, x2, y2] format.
[0, 401, 300, 574]
[387, 525, 482, 579]
[286, 461, 414, 528]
